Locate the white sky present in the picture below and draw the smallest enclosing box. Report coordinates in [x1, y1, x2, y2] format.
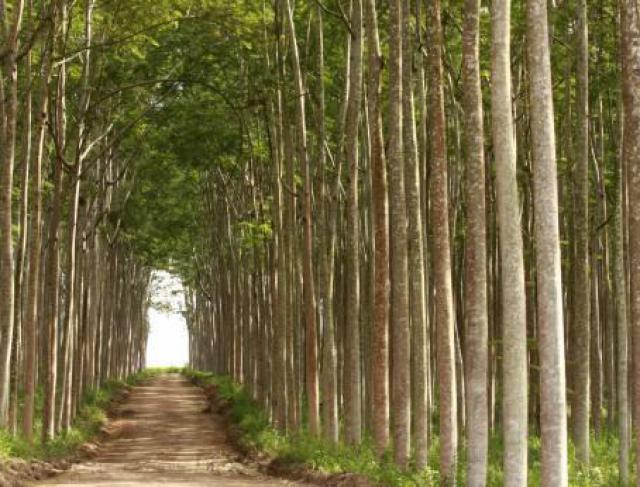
[146, 270, 190, 368]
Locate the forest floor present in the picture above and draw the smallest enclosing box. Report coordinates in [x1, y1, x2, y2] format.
[30, 374, 306, 486]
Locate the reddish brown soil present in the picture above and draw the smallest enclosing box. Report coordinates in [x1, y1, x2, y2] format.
[29, 374, 306, 487]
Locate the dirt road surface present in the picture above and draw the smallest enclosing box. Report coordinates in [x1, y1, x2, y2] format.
[32, 374, 305, 487]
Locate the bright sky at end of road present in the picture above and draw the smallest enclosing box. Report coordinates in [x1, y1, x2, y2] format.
[146, 270, 189, 368]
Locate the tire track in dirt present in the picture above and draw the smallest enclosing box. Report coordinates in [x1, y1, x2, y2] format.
[32, 374, 306, 486]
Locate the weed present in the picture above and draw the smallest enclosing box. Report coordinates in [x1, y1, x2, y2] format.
[0, 368, 165, 460]
[183, 368, 635, 486]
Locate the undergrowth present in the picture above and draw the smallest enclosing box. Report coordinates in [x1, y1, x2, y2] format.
[0, 367, 172, 460]
[183, 367, 634, 486]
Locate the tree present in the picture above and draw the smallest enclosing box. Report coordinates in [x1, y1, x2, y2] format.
[281, 0, 319, 436]
[43, 1, 68, 440]
[388, 0, 411, 469]
[527, 0, 569, 483]
[426, 0, 457, 479]
[271, 0, 287, 433]
[364, 0, 390, 458]
[612, 125, 629, 483]
[315, 4, 339, 445]
[571, 0, 590, 464]
[620, 0, 640, 480]
[0, 0, 25, 426]
[403, 0, 428, 470]
[343, 0, 363, 446]
[491, 0, 528, 483]
[22, 20, 54, 440]
[462, 0, 488, 482]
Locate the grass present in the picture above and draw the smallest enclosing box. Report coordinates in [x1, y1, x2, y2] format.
[0, 367, 175, 461]
[183, 367, 635, 486]
[183, 368, 438, 485]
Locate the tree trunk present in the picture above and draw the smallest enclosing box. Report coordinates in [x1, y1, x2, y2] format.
[23, 43, 52, 439]
[271, 9, 287, 430]
[388, 0, 411, 469]
[426, 0, 457, 480]
[9, 38, 32, 434]
[620, 0, 640, 480]
[402, 0, 428, 470]
[612, 137, 629, 483]
[0, 0, 25, 426]
[491, 0, 528, 483]
[343, 0, 363, 446]
[282, 0, 319, 436]
[571, 0, 590, 465]
[44, 13, 68, 438]
[462, 0, 488, 482]
[317, 4, 342, 445]
[363, 0, 389, 458]
[527, 0, 569, 483]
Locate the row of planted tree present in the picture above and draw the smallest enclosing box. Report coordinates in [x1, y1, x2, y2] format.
[0, 0, 151, 446]
[185, 0, 640, 486]
[1, 0, 640, 485]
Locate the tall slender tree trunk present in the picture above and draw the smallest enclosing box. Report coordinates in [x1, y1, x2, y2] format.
[402, 0, 428, 469]
[10, 36, 33, 434]
[282, 108, 298, 432]
[343, 0, 363, 446]
[620, 0, 640, 480]
[527, 0, 569, 483]
[612, 139, 629, 483]
[321, 15, 350, 444]
[571, 0, 590, 464]
[313, 2, 328, 438]
[462, 0, 488, 482]
[59, 156, 83, 432]
[59, 0, 94, 432]
[388, 0, 411, 469]
[282, 0, 319, 436]
[44, 4, 68, 439]
[271, 7, 287, 431]
[364, 0, 390, 458]
[0, 0, 25, 426]
[491, 0, 528, 483]
[23, 38, 52, 441]
[426, 0, 457, 480]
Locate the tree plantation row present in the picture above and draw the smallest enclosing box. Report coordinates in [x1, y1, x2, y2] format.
[0, 0, 639, 486]
[0, 0, 152, 448]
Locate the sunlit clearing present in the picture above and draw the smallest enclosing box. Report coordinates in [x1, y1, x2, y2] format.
[146, 270, 189, 368]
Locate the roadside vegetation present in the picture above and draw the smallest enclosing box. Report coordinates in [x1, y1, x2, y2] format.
[0, 368, 169, 461]
[184, 368, 633, 486]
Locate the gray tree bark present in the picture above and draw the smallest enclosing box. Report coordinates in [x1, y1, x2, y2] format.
[426, 0, 457, 480]
[571, 0, 590, 465]
[343, 0, 363, 446]
[491, 0, 528, 483]
[527, 0, 569, 483]
[364, 0, 390, 459]
[620, 0, 640, 481]
[402, 0, 428, 471]
[388, 0, 411, 469]
[462, 0, 488, 482]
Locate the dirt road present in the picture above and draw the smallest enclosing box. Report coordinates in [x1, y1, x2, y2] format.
[32, 374, 304, 486]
